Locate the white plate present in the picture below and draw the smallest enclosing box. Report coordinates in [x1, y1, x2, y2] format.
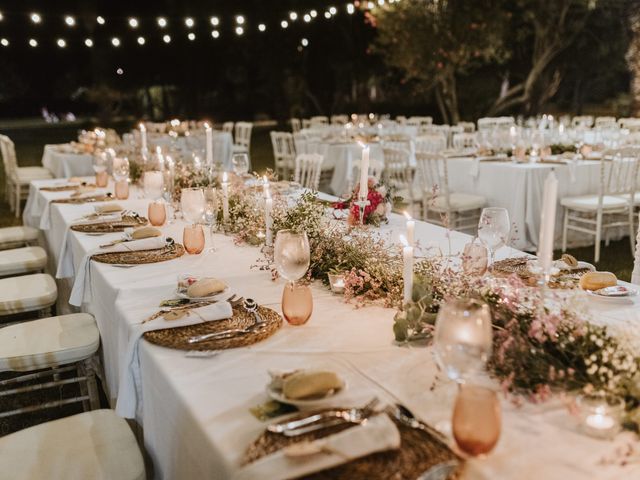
[175, 287, 230, 303]
[266, 382, 347, 408]
[585, 282, 638, 301]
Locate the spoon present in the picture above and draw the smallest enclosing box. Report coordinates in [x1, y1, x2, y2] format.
[243, 298, 264, 325]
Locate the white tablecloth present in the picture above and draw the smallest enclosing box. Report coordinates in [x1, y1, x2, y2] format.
[41, 144, 94, 178]
[27, 179, 640, 480]
[148, 132, 234, 169]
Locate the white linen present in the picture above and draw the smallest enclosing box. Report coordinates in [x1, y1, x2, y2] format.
[42, 144, 93, 178]
[116, 301, 233, 419]
[632, 212, 640, 285]
[65, 237, 167, 307]
[233, 414, 400, 480]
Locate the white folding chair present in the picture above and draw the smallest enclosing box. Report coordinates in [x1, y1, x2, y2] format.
[571, 115, 595, 128]
[233, 122, 253, 154]
[382, 147, 418, 213]
[415, 152, 486, 232]
[222, 121, 234, 137]
[561, 148, 640, 263]
[457, 121, 476, 133]
[290, 118, 301, 133]
[270, 131, 296, 180]
[415, 134, 447, 153]
[452, 132, 478, 150]
[0, 226, 39, 250]
[330, 114, 349, 125]
[294, 153, 324, 190]
[595, 116, 617, 129]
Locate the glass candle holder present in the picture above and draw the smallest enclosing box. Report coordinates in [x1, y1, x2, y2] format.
[577, 393, 624, 439]
[328, 273, 346, 294]
[452, 384, 501, 456]
[115, 179, 129, 200]
[282, 283, 313, 326]
[95, 170, 109, 188]
[148, 200, 167, 227]
[183, 225, 205, 255]
[462, 241, 488, 276]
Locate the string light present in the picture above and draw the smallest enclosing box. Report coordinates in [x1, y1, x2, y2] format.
[31, 13, 42, 24]
[157, 17, 167, 28]
[258, 23, 266, 32]
[111, 37, 121, 47]
[210, 16, 220, 26]
[64, 15, 75, 27]
[85, 38, 93, 47]
[324, 11, 332, 19]
[289, 12, 298, 21]
[163, 34, 171, 43]
[0, 39, 8, 47]
[301, 38, 309, 47]
[211, 30, 220, 38]
[128, 17, 139, 28]
[236, 15, 245, 25]
[56, 38, 66, 48]
[329, 6, 338, 15]
[281, 20, 289, 28]
[310, 10, 318, 18]
[185, 17, 195, 28]
[304, 14, 311, 22]
[235, 26, 244, 36]
[29, 39, 38, 47]
[0, 12, 3, 22]
[137, 36, 145, 45]
[96, 16, 105, 25]
[188, 32, 196, 41]
[347, 4, 356, 14]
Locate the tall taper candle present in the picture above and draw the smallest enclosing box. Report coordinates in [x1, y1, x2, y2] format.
[222, 171, 229, 222]
[400, 235, 414, 304]
[265, 192, 273, 247]
[139, 123, 148, 154]
[204, 122, 213, 166]
[359, 145, 370, 200]
[537, 170, 558, 273]
[404, 212, 415, 246]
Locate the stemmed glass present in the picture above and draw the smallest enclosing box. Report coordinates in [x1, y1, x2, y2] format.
[181, 188, 206, 254]
[93, 152, 109, 187]
[477, 207, 510, 269]
[112, 157, 130, 200]
[203, 187, 219, 253]
[274, 230, 312, 325]
[232, 153, 250, 177]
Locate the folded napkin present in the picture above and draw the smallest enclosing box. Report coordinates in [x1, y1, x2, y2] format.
[72, 213, 122, 226]
[233, 414, 400, 480]
[66, 236, 167, 307]
[95, 203, 124, 214]
[115, 301, 233, 419]
[39, 189, 109, 230]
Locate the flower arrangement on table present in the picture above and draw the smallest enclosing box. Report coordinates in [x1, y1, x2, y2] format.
[332, 177, 395, 226]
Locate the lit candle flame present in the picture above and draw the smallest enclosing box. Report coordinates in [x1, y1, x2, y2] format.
[139, 123, 146, 132]
[203, 122, 211, 130]
[403, 211, 412, 220]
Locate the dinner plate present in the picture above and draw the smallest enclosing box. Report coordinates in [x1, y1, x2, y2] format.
[584, 283, 638, 301]
[266, 381, 347, 408]
[175, 287, 230, 303]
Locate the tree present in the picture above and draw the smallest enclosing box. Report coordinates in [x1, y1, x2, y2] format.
[373, 0, 509, 123]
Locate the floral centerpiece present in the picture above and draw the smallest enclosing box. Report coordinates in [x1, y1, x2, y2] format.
[333, 177, 394, 226]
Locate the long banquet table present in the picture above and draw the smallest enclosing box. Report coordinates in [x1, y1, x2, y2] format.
[25, 178, 640, 480]
[41, 144, 94, 178]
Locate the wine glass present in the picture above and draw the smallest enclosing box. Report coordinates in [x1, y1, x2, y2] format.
[181, 188, 205, 225]
[112, 157, 130, 199]
[203, 187, 219, 252]
[433, 298, 492, 383]
[93, 152, 109, 187]
[232, 153, 250, 176]
[477, 207, 510, 268]
[274, 230, 312, 325]
[452, 384, 501, 456]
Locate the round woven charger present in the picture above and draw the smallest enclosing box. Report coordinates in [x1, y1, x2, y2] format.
[52, 195, 114, 204]
[71, 217, 149, 233]
[492, 257, 589, 289]
[243, 412, 462, 480]
[92, 243, 185, 264]
[143, 305, 282, 351]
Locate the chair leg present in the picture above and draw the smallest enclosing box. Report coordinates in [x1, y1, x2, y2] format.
[629, 210, 636, 258]
[80, 359, 101, 411]
[562, 207, 569, 252]
[595, 211, 603, 264]
[14, 183, 21, 218]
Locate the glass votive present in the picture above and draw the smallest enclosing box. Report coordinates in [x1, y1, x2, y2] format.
[462, 241, 488, 276]
[452, 384, 501, 456]
[282, 283, 313, 326]
[95, 170, 109, 187]
[328, 273, 345, 294]
[183, 225, 205, 255]
[148, 200, 167, 227]
[576, 393, 624, 439]
[115, 179, 129, 200]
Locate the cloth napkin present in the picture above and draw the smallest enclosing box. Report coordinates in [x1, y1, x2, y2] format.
[115, 301, 233, 419]
[38, 189, 109, 230]
[65, 236, 167, 307]
[233, 414, 400, 480]
[72, 213, 122, 226]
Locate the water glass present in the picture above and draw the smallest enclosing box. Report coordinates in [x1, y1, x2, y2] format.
[478, 207, 510, 267]
[281, 283, 313, 326]
[115, 179, 129, 200]
[232, 153, 250, 176]
[148, 200, 167, 227]
[452, 384, 501, 456]
[183, 225, 205, 255]
[433, 298, 492, 383]
[181, 188, 205, 225]
[274, 230, 312, 325]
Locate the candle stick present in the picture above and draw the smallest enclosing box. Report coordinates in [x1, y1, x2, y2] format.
[537, 170, 558, 275]
[155, 146, 164, 171]
[404, 211, 415, 246]
[262, 175, 270, 198]
[400, 235, 414, 304]
[204, 122, 213, 166]
[222, 171, 229, 222]
[265, 191, 273, 247]
[359, 144, 370, 200]
[139, 123, 148, 154]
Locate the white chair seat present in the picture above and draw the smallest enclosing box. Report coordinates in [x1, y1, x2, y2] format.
[0, 246, 47, 277]
[0, 226, 39, 249]
[232, 144, 249, 153]
[560, 195, 629, 211]
[0, 273, 57, 315]
[0, 313, 99, 371]
[430, 193, 486, 212]
[15, 166, 53, 184]
[395, 187, 422, 202]
[0, 409, 145, 480]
